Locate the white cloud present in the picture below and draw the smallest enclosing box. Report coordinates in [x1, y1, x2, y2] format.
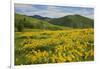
[15, 4, 94, 19]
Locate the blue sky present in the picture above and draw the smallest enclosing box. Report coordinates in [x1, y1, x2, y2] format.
[15, 3, 94, 19]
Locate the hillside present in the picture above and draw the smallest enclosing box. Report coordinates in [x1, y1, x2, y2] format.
[15, 14, 68, 32]
[49, 14, 94, 28]
[15, 14, 94, 32]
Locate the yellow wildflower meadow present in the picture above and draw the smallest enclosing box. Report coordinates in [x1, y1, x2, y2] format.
[15, 29, 94, 65]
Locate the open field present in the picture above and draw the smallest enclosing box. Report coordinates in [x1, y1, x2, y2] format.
[15, 29, 94, 65]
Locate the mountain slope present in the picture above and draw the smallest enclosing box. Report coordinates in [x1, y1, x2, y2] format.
[49, 14, 94, 28]
[15, 14, 67, 32]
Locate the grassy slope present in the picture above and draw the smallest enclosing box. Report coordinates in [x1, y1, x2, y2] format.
[49, 14, 94, 28]
[15, 14, 69, 32]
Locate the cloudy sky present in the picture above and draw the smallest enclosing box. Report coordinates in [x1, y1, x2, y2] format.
[15, 3, 94, 19]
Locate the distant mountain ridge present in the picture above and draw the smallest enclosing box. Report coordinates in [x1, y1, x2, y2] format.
[30, 15, 51, 20]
